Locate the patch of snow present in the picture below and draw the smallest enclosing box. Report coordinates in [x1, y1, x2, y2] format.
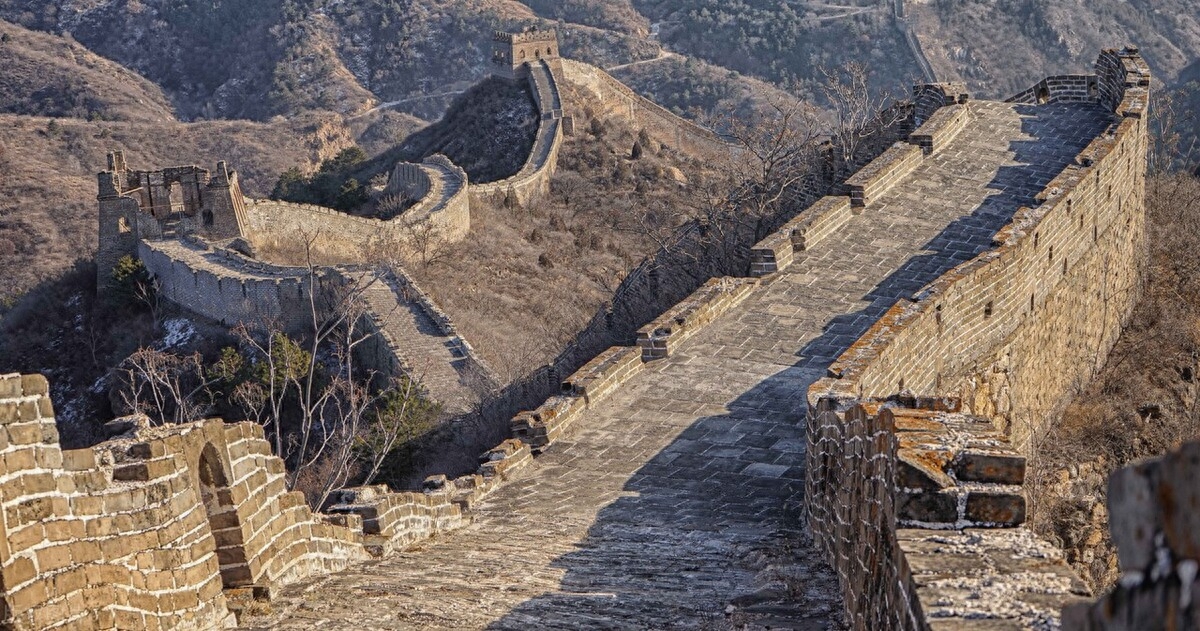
[160, 318, 196, 350]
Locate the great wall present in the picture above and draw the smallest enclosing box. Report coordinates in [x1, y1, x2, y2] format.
[0, 27, 1195, 629]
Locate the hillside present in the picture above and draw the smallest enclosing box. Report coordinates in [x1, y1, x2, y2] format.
[0, 0, 655, 121]
[909, 0, 1200, 98]
[0, 20, 175, 122]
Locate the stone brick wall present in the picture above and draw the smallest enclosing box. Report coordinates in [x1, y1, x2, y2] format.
[385, 155, 471, 244]
[635, 277, 759, 360]
[469, 61, 564, 209]
[806, 400, 919, 629]
[138, 238, 317, 333]
[387, 163, 432, 203]
[815, 47, 1151, 453]
[912, 82, 969, 126]
[240, 159, 471, 264]
[845, 142, 925, 208]
[807, 397, 1094, 630]
[1063, 439, 1200, 629]
[1008, 75, 1099, 105]
[800, 48, 1152, 630]
[0, 372, 537, 629]
[243, 200, 394, 263]
[749, 195, 855, 276]
[0, 374, 234, 630]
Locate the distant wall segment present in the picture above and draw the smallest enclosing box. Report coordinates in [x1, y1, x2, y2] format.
[561, 59, 732, 157]
[469, 60, 566, 208]
[247, 155, 470, 261]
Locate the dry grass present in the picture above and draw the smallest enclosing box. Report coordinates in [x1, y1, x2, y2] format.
[0, 20, 176, 122]
[409, 107, 707, 380]
[1028, 173, 1200, 591]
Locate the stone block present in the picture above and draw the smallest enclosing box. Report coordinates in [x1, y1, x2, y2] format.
[897, 490, 957, 524]
[964, 491, 1025, 526]
[897, 449, 954, 490]
[1160, 440, 1200, 560]
[1106, 461, 1159, 572]
[952, 451, 1026, 485]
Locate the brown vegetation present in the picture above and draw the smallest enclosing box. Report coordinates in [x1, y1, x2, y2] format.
[911, 0, 1200, 98]
[0, 20, 175, 122]
[408, 107, 702, 380]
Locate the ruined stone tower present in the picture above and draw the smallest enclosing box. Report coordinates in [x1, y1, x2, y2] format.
[491, 26, 560, 80]
[96, 151, 248, 287]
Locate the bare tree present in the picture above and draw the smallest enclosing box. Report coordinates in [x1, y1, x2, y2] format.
[117, 348, 219, 425]
[819, 61, 907, 175]
[1150, 86, 1199, 175]
[228, 230, 444, 507]
[397, 215, 448, 268]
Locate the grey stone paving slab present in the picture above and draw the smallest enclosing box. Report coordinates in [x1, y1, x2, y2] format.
[242, 100, 1111, 630]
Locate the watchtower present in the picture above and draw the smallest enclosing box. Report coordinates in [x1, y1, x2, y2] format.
[96, 151, 249, 287]
[491, 26, 560, 80]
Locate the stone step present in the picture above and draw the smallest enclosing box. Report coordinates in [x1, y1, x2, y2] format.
[358, 279, 477, 415]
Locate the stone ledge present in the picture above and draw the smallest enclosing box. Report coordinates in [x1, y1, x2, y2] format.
[749, 196, 853, 276]
[636, 277, 759, 360]
[844, 142, 924, 208]
[908, 104, 971, 155]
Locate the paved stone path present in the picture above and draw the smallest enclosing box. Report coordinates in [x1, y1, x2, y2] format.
[242, 100, 1111, 630]
[359, 277, 480, 417]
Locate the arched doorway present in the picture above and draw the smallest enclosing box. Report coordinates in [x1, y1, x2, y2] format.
[197, 443, 252, 587]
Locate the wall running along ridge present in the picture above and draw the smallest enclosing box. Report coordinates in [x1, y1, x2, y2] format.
[469, 60, 565, 208]
[800, 47, 1151, 629]
[244, 154, 470, 264]
[0, 373, 533, 630]
[561, 58, 733, 158]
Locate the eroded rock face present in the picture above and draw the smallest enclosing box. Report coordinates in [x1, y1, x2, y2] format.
[1063, 440, 1200, 630]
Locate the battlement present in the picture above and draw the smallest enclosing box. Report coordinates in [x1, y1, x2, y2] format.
[493, 27, 557, 44]
[491, 26, 560, 81]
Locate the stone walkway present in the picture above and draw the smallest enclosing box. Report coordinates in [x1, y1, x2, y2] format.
[241, 100, 1111, 630]
[359, 277, 481, 417]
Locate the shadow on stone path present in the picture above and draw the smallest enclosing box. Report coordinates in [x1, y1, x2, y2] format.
[241, 100, 1111, 631]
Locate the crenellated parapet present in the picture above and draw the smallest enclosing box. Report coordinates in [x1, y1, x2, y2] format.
[0, 371, 534, 630]
[795, 46, 1152, 629]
